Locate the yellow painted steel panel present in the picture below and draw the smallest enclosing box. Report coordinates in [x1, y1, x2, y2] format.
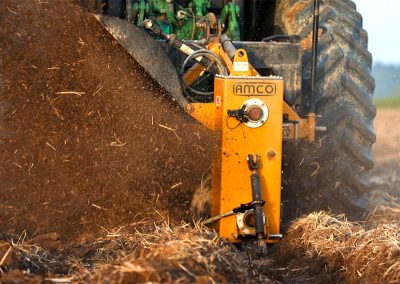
[211, 75, 284, 242]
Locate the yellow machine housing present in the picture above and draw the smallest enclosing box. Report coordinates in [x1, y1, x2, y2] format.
[186, 47, 313, 249]
[188, 48, 312, 246]
[211, 75, 284, 242]
[96, 16, 318, 251]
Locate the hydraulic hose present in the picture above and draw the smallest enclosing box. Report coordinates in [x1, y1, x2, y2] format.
[247, 154, 267, 256]
[220, 34, 236, 60]
[179, 49, 228, 98]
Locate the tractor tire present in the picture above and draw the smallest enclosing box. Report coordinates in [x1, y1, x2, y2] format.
[274, 0, 376, 220]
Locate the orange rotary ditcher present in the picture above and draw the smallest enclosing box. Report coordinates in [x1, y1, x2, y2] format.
[211, 73, 284, 253]
[97, 6, 322, 254]
[138, 19, 317, 255]
[185, 45, 317, 255]
[94, 0, 376, 255]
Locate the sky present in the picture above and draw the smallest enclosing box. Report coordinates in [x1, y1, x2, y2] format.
[353, 0, 400, 65]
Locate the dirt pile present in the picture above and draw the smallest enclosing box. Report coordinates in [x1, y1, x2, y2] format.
[2, 210, 399, 283]
[0, 216, 252, 283]
[278, 212, 400, 283]
[366, 204, 400, 227]
[0, 0, 212, 243]
[88, 220, 247, 283]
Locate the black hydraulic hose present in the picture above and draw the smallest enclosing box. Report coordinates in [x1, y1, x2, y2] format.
[251, 172, 264, 239]
[261, 34, 300, 43]
[179, 49, 228, 97]
[247, 154, 266, 256]
[138, 19, 170, 39]
[310, 0, 320, 113]
[220, 34, 236, 60]
[140, 20, 218, 74]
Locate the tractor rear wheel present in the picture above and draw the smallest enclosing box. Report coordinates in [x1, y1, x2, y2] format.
[274, 0, 376, 220]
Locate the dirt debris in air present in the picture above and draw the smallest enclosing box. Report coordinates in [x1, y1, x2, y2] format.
[0, 0, 212, 243]
[1, 0, 400, 283]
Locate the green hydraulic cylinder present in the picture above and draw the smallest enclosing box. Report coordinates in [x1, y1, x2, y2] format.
[132, 0, 149, 24]
[220, 2, 241, 41]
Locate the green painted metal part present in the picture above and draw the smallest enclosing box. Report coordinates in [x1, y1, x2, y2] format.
[220, 2, 240, 41]
[132, 0, 149, 24]
[129, 0, 241, 40]
[175, 17, 203, 40]
[188, 0, 210, 17]
[152, 1, 175, 35]
[131, 0, 175, 35]
[175, 0, 210, 40]
[149, 0, 175, 22]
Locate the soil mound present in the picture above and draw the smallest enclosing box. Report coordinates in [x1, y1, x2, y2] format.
[0, 0, 212, 243]
[0, 218, 251, 284]
[278, 212, 400, 284]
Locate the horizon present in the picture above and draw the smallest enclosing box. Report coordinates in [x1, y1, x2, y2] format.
[354, 0, 400, 66]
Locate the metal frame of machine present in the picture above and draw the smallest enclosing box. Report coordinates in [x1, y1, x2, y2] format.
[95, 0, 323, 255]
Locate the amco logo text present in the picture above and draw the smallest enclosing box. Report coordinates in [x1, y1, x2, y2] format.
[233, 83, 276, 95]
